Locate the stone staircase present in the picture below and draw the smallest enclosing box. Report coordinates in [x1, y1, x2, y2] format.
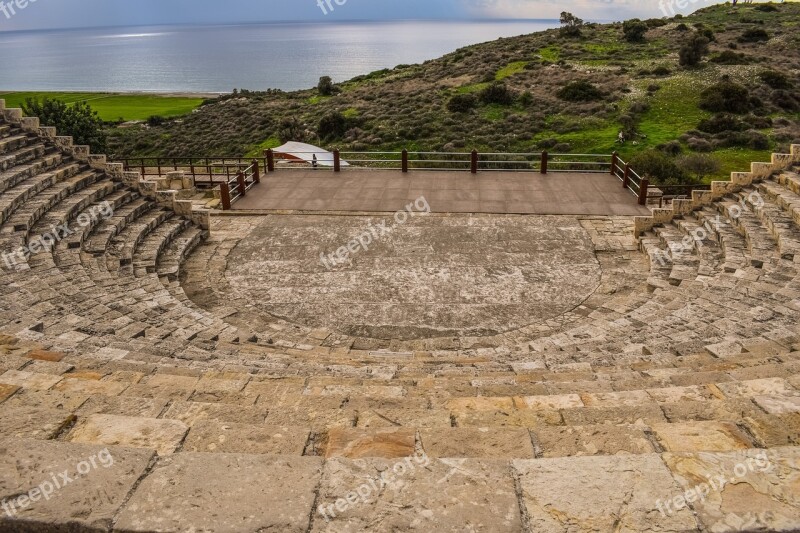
[0, 100, 799, 531]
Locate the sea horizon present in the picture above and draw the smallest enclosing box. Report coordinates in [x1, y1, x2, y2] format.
[0, 20, 560, 93]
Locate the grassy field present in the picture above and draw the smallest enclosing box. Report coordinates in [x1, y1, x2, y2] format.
[0, 92, 205, 122]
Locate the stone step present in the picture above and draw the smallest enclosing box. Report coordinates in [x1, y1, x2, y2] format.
[107, 209, 174, 273]
[58, 188, 141, 253]
[156, 225, 208, 282]
[673, 215, 725, 278]
[758, 176, 800, 228]
[652, 224, 701, 285]
[716, 199, 778, 265]
[0, 133, 35, 156]
[738, 188, 800, 262]
[0, 145, 60, 193]
[1, 437, 798, 531]
[27, 180, 122, 247]
[0, 161, 84, 228]
[82, 197, 155, 255]
[131, 217, 191, 277]
[0, 169, 102, 251]
[694, 206, 750, 270]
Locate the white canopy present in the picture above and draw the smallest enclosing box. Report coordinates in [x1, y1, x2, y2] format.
[272, 142, 349, 167]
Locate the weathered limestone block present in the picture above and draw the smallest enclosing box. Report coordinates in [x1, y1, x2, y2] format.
[182, 420, 309, 454]
[651, 421, 752, 452]
[0, 438, 154, 531]
[663, 447, 800, 532]
[66, 413, 188, 455]
[514, 454, 697, 532]
[3, 108, 22, 123]
[154, 189, 177, 207]
[54, 136, 73, 152]
[19, 116, 39, 131]
[420, 427, 535, 458]
[315, 457, 521, 532]
[115, 453, 322, 532]
[751, 162, 773, 180]
[87, 154, 106, 169]
[71, 145, 90, 161]
[692, 189, 714, 208]
[731, 171, 752, 187]
[534, 424, 654, 457]
[37, 126, 56, 139]
[324, 428, 416, 459]
[791, 144, 800, 162]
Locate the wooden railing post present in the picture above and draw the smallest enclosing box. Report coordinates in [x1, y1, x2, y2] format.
[470, 150, 478, 174]
[252, 160, 260, 184]
[237, 171, 246, 197]
[540, 151, 548, 174]
[157, 158, 162, 177]
[638, 178, 649, 205]
[610, 151, 618, 175]
[333, 150, 341, 172]
[220, 183, 231, 210]
[402, 149, 408, 173]
[266, 149, 275, 172]
[623, 164, 631, 189]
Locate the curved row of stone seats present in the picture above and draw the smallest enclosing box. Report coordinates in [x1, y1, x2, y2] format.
[0, 102, 220, 354]
[2, 331, 799, 530]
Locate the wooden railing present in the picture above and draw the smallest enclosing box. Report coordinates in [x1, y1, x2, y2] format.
[219, 161, 260, 210]
[119, 157, 260, 188]
[117, 150, 659, 208]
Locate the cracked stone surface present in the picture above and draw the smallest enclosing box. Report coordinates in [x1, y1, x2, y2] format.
[221, 215, 602, 340]
[115, 453, 323, 533]
[0, 438, 153, 531]
[513, 454, 697, 532]
[313, 457, 521, 532]
[663, 447, 800, 532]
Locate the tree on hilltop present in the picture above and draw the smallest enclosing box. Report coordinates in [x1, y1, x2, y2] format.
[559, 12, 584, 38]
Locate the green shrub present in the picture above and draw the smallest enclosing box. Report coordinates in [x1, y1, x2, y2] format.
[479, 82, 516, 105]
[317, 76, 335, 96]
[556, 80, 604, 102]
[709, 50, 750, 64]
[677, 153, 720, 181]
[679, 34, 709, 67]
[629, 149, 687, 185]
[146, 115, 166, 127]
[754, 4, 779, 12]
[699, 81, 752, 114]
[697, 114, 747, 134]
[738, 28, 769, 43]
[652, 66, 672, 76]
[22, 98, 106, 152]
[758, 70, 792, 89]
[447, 94, 477, 113]
[771, 90, 800, 111]
[622, 19, 648, 42]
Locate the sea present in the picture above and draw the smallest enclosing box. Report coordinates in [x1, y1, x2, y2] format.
[0, 21, 557, 94]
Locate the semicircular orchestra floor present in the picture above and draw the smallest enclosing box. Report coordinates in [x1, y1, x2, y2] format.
[181, 213, 647, 357]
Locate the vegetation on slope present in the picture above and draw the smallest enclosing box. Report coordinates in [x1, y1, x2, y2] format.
[100, 2, 800, 184]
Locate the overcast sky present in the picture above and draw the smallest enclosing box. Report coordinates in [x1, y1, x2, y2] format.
[0, 0, 736, 32]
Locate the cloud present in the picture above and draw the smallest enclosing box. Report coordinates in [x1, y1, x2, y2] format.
[0, 0, 731, 32]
